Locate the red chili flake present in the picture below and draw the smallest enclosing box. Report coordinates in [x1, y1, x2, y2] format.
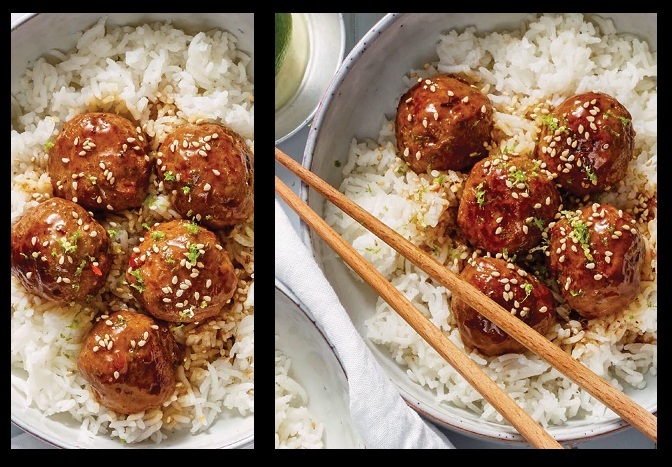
[91, 264, 103, 276]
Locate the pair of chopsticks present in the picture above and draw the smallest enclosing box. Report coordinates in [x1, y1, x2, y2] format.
[275, 147, 657, 449]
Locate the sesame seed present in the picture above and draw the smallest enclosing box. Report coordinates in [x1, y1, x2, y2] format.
[462, 96, 469, 103]
[594, 274, 603, 280]
[203, 183, 212, 191]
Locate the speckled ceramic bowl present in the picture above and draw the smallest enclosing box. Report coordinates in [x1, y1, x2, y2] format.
[275, 281, 365, 449]
[302, 13, 657, 446]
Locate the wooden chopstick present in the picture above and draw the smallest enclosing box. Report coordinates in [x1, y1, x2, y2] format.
[276, 176, 563, 449]
[275, 147, 657, 445]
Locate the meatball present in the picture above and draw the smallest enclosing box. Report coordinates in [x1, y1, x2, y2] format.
[157, 123, 254, 229]
[451, 256, 557, 356]
[548, 203, 645, 319]
[457, 152, 561, 256]
[395, 74, 494, 173]
[10, 197, 112, 303]
[125, 219, 238, 323]
[47, 112, 153, 212]
[78, 310, 182, 415]
[535, 91, 635, 196]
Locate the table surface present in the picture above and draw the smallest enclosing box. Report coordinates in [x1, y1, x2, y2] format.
[12, 12, 654, 450]
[276, 12, 656, 450]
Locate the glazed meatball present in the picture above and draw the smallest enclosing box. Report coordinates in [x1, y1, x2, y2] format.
[157, 123, 254, 229]
[10, 197, 112, 303]
[535, 91, 635, 196]
[125, 219, 238, 323]
[548, 203, 645, 319]
[451, 256, 557, 356]
[47, 112, 153, 212]
[78, 310, 182, 415]
[395, 74, 494, 173]
[457, 152, 561, 256]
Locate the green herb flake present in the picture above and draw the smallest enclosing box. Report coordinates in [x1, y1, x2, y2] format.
[185, 221, 200, 235]
[604, 109, 631, 126]
[334, 160, 342, 168]
[186, 243, 201, 265]
[529, 217, 545, 230]
[164, 171, 176, 181]
[58, 231, 81, 254]
[537, 114, 559, 132]
[44, 141, 55, 150]
[520, 282, 534, 302]
[150, 230, 166, 241]
[74, 259, 87, 277]
[89, 176, 97, 185]
[475, 181, 486, 207]
[142, 222, 150, 230]
[182, 186, 191, 195]
[180, 309, 196, 319]
[585, 166, 597, 182]
[107, 229, 118, 238]
[129, 269, 145, 293]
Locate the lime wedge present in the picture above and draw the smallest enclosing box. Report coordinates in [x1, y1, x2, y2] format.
[275, 13, 293, 77]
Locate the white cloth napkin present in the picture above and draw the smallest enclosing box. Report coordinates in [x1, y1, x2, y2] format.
[275, 199, 454, 449]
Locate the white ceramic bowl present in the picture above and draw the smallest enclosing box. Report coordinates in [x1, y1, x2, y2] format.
[302, 13, 657, 445]
[11, 12, 254, 449]
[274, 13, 346, 144]
[275, 281, 365, 449]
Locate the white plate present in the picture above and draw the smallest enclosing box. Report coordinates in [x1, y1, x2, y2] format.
[302, 13, 657, 445]
[275, 281, 365, 449]
[275, 13, 346, 144]
[11, 12, 254, 449]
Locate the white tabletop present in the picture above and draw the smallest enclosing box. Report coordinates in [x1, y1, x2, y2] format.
[276, 12, 656, 450]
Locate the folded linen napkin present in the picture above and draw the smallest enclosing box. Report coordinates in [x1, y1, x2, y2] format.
[275, 199, 454, 449]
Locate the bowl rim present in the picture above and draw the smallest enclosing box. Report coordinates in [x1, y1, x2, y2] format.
[300, 12, 657, 445]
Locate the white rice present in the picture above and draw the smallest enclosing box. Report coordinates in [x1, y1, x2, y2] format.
[325, 13, 656, 427]
[275, 339, 325, 449]
[11, 17, 254, 444]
